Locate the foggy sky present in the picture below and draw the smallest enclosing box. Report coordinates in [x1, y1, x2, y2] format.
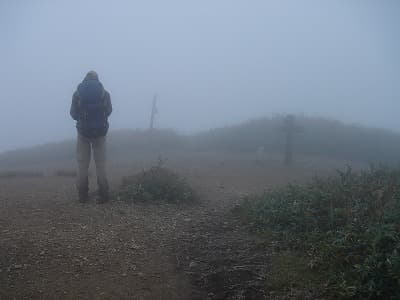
[1, 0, 399, 152]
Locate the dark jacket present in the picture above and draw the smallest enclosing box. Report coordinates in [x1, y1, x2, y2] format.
[70, 79, 112, 138]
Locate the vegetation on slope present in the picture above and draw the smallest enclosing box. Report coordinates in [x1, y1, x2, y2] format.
[1, 116, 400, 168]
[193, 115, 400, 163]
[240, 166, 400, 299]
[0, 129, 184, 168]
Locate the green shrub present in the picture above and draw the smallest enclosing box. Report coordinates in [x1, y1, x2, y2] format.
[119, 165, 197, 204]
[241, 166, 400, 299]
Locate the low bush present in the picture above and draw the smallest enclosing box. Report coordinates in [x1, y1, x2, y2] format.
[119, 164, 197, 204]
[241, 166, 400, 299]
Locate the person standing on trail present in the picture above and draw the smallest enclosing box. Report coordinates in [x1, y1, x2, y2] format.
[70, 71, 112, 203]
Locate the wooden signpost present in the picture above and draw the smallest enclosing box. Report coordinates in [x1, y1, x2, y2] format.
[282, 115, 303, 166]
[149, 94, 158, 131]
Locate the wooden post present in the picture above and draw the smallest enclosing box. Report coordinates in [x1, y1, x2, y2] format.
[149, 94, 158, 131]
[282, 115, 302, 166]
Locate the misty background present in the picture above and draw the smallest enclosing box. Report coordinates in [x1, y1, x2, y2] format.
[1, 0, 399, 153]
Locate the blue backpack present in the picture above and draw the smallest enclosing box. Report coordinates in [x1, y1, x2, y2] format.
[77, 80, 108, 138]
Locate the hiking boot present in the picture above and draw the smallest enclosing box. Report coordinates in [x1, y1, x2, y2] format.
[97, 189, 109, 204]
[77, 177, 89, 203]
[78, 191, 89, 203]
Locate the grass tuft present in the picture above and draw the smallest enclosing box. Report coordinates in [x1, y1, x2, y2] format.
[118, 162, 197, 204]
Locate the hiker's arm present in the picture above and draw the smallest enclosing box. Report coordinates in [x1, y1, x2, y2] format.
[105, 91, 112, 117]
[70, 91, 80, 121]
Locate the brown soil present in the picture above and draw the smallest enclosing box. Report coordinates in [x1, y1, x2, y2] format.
[0, 152, 360, 299]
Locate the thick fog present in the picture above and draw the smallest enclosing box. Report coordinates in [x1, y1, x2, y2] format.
[1, 0, 399, 152]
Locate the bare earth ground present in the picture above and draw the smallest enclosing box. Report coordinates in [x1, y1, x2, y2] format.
[0, 152, 364, 299]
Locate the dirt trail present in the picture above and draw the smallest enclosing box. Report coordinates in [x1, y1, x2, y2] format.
[0, 154, 350, 299]
[0, 177, 197, 299]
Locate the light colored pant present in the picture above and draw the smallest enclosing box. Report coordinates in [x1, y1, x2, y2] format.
[76, 134, 108, 193]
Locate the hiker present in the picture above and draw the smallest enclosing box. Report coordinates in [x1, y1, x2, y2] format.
[70, 71, 112, 203]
